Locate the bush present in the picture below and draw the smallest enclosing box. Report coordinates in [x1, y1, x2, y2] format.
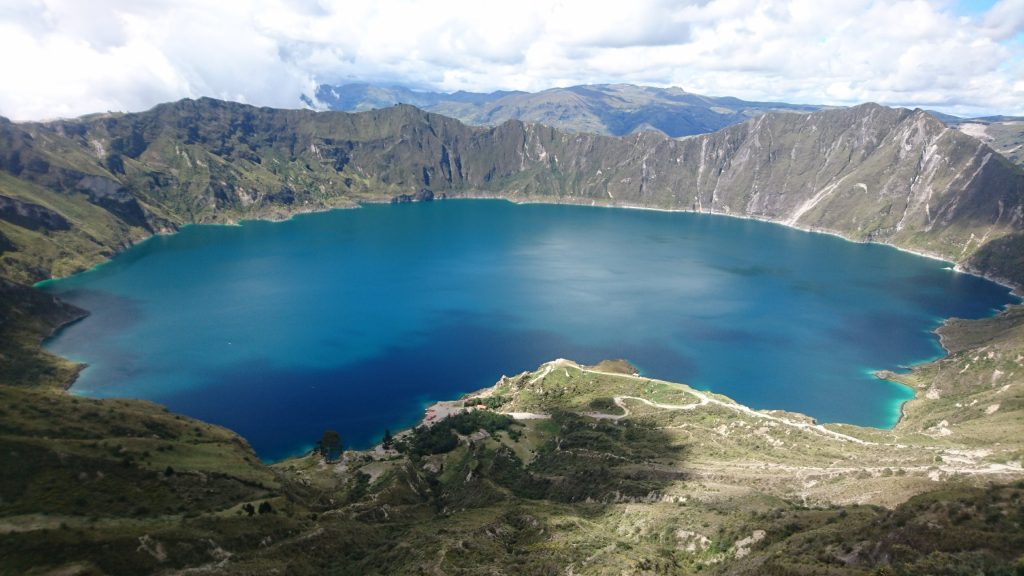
[315, 430, 343, 462]
[462, 395, 507, 409]
[407, 411, 518, 456]
[409, 425, 459, 455]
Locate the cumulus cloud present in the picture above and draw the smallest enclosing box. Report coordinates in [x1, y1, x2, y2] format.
[0, 0, 1021, 121]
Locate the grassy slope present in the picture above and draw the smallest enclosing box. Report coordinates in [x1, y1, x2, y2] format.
[239, 306, 1023, 575]
[2, 306, 1021, 574]
[0, 280, 86, 388]
[0, 384, 303, 576]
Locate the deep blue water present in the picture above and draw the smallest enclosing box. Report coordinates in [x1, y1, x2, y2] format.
[40, 201, 1018, 461]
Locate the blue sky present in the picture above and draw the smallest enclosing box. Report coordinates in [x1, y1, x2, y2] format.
[1, 0, 1021, 121]
[955, 0, 999, 15]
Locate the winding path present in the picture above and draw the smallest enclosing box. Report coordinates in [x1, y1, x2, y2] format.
[524, 359, 876, 446]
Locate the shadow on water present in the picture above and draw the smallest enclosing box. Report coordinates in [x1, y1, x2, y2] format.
[709, 263, 791, 278]
[42, 289, 146, 335]
[41, 290, 148, 381]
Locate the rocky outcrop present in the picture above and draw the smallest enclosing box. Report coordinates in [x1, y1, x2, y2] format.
[265, 185, 296, 206]
[75, 175, 151, 229]
[966, 232, 1024, 289]
[0, 194, 70, 231]
[0, 230, 14, 253]
[390, 189, 445, 203]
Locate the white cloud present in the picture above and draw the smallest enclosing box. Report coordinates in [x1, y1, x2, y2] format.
[983, 0, 1024, 39]
[0, 0, 1021, 121]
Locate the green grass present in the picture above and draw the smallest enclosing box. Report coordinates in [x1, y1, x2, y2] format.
[0, 383, 307, 575]
[0, 280, 86, 388]
[2, 329, 1023, 575]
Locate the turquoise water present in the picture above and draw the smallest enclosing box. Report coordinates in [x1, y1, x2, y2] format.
[41, 201, 1018, 461]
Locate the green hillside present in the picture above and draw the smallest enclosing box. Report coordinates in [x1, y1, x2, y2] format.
[2, 310, 1023, 574]
[1, 99, 1021, 288]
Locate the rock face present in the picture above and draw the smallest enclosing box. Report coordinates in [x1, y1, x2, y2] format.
[0, 230, 14, 253]
[0, 194, 70, 231]
[75, 175, 151, 229]
[391, 189, 444, 203]
[0, 98, 1021, 287]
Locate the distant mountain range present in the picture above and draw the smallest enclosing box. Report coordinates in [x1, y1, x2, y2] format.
[938, 113, 1024, 168]
[314, 83, 1024, 169]
[312, 83, 824, 138]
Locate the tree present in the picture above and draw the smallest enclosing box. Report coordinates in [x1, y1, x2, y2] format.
[382, 428, 394, 450]
[258, 501, 273, 515]
[319, 430, 343, 462]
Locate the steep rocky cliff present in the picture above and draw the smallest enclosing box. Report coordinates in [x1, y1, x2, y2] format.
[0, 99, 1021, 287]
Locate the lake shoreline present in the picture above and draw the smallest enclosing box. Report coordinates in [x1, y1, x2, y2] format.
[462, 193, 1023, 298]
[32, 196, 1020, 459]
[31, 193, 1024, 298]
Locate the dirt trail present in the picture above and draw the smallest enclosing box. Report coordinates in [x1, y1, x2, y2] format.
[505, 412, 551, 420]
[502, 360, 1024, 480]
[585, 394, 707, 420]
[547, 359, 875, 445]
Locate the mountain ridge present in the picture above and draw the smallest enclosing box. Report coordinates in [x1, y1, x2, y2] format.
[314, 82, 824, 138]
[1, 98, 1020, 291]
[318, 82, 1024, 170]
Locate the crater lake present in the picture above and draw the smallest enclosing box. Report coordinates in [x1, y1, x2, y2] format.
[40, 200, 1019, 461]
